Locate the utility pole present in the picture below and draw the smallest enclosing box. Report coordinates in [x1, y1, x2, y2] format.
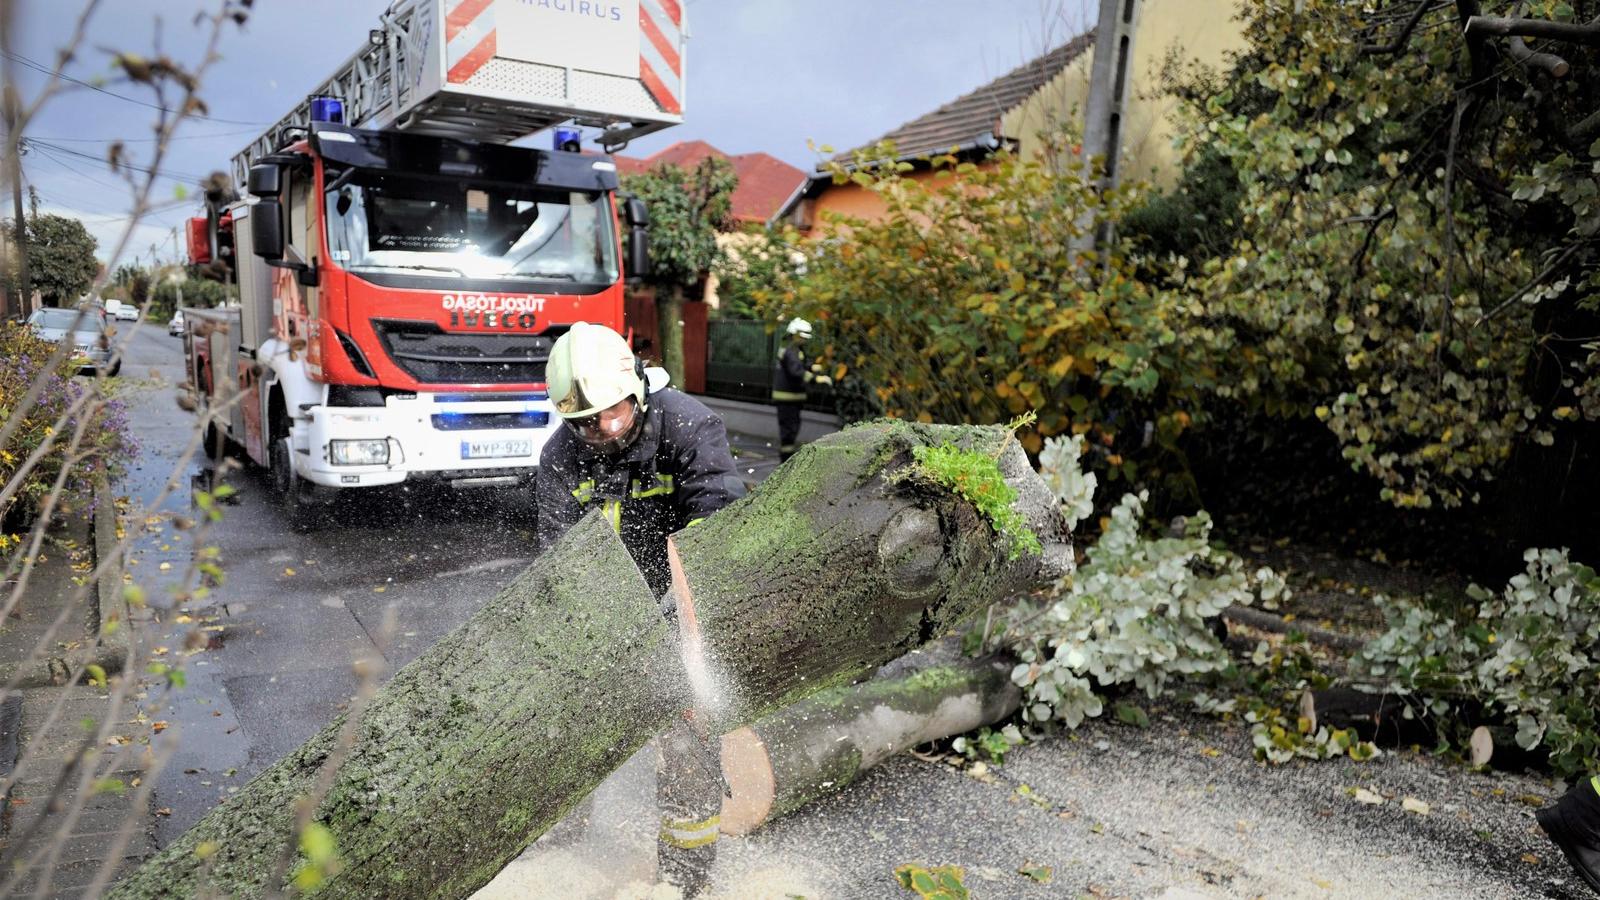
[3, 88, 28, 318]
[1074, 0, 1142, 257]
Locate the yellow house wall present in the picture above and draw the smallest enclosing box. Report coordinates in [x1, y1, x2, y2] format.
[1001, 0, 1246, 187]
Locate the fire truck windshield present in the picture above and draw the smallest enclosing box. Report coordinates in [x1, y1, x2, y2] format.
[323, 168, 619, 288]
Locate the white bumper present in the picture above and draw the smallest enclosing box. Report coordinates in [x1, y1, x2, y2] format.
[292, 392, 558, 489]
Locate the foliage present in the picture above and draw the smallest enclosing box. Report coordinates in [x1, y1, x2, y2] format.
[772, 137, 1210, 487]
[0, 322, 136, 530]
[1004, 435, 1286, 727]
[1224, 641, 1380, 765]
[107, 264, 153, 311]
[950, 724, 1023, 763]
[5, 213, 99, 307]
[903, 439, 1039, 559]
[151, 276, 230, 318]
[1354, 548, 1600, 778]
[620, 158, 737, 289]
[893, 863, 968, 900]
[711, 231, 800, 319]
[1163, 0, 1599, 510]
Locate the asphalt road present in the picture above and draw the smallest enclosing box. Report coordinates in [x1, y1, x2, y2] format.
[107, 321, 1589, 899]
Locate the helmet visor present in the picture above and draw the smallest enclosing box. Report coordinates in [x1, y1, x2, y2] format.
[565, 396, 642, 455]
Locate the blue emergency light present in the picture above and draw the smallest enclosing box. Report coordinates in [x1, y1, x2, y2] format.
[309, 96, 345, 124]
[554, 128, 582, 153]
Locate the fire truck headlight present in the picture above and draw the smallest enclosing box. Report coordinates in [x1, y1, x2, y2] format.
[329, 439, 389, 466]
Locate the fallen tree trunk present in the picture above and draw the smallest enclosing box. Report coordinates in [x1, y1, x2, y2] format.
[718, 649, 1021, 835]
[113, 422, 1069, 899]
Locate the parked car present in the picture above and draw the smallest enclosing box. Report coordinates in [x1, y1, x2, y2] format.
[168, 310, 186, 336]
[26, 307, 119, 376]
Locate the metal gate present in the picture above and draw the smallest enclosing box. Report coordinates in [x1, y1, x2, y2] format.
[704, 319, 776, 402]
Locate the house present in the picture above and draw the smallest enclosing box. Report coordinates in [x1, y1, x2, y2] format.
[772, 0, 1247, 235]
[615, 140, 807, 229]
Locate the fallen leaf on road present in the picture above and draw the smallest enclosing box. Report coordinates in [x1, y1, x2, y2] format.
[1201, 747, 1221, 757]
[1018, 864, 1052, 883]
[1521, 853, 1541, 865]
[1352, 788, 1385, 805]
[283, 567, 296, 577]
[159, 562, 172, 571]
[155, 807, 171, 816]
[1401, 797, 1430, 815]
[152, 721, 168, 733]
[373, 586, 386, 593]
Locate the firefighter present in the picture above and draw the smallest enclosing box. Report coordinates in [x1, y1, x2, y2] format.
[1539, 777, 1600, 895]
[771, 317, 831, 462]
[536, 321, 744, 896]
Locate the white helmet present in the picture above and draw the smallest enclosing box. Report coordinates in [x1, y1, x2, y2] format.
[546, 322, 646, 419]
[786, 317, 812, 339]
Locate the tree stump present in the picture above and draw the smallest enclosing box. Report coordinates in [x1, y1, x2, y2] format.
[112, 422, 1069, 899]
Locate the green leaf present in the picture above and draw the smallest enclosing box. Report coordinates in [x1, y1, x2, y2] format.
[85, 664, 107, 687]
[1115, 703, 1150, 728]
[299, 822, 337, 865]
[1018, 864, 1053, 883]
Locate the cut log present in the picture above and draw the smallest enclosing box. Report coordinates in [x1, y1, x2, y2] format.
[719, 650, 1021, 835]
[112, 422, 1069, 899]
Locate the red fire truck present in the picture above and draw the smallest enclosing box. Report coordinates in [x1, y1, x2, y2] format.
[185, 0, 686, 529]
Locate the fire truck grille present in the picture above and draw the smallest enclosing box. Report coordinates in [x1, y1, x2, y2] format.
[372, 320, 561, 385]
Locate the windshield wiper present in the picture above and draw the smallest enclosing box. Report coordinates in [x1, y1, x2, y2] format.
[518, 272, 578, 281]
[358, 263, 467, 277]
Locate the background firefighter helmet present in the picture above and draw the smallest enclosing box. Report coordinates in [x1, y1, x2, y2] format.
[786, 317, 812, 339]
[547, 322, 648, 419]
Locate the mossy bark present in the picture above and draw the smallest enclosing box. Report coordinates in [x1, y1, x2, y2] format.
[719, 652, 1022, 834]
[113, 422, 1068, 899]
[111, 514, 678, 900]
[675, 421, 1069, 730]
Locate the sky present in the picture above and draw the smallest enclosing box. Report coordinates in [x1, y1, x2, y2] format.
[9, 0, 1094, 265]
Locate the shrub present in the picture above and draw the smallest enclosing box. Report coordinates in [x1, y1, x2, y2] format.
[1355, 548, 1600, 778]
[0, 323, 138, 537]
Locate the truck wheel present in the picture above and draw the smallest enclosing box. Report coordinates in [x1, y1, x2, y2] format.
[203, 421, 225, 461]
[270, 436, 319, 533]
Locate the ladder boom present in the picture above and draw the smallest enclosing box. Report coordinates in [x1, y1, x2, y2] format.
[231, 0, 686, 186]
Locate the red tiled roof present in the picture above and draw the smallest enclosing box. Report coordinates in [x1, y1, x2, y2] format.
[613, 141, 807, 224]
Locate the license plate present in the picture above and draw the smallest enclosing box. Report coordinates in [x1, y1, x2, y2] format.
[461, 439, 533, 460]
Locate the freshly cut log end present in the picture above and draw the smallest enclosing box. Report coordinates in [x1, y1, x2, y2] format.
[676, 421, 1070, 731]
[718, 653, 1022, 835]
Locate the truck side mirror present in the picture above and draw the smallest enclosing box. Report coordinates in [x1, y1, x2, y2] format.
[247, 164, 281, 197]
[253, 199, 285, 260]
[626, 197, 649, 227]
[628, 225, 650, 281]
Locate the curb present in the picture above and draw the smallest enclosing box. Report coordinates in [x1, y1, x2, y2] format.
[0, 486, 126, 690]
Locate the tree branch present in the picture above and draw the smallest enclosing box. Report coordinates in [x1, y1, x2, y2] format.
[1361, 1, 1439, 55]
[1463, 15, 1600, 46]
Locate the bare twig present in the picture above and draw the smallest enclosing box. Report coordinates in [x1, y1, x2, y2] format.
[1474, 243, 1579, 327]
[1361, 0, 1440, 55]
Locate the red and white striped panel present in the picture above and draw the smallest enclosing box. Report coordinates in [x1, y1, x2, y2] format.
[638, 0, 682, 114]
[446, 0, 497, 85]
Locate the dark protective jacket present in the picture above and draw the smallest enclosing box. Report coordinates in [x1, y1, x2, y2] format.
[536, 388, 745, 597]
[772, 344, 808, 402]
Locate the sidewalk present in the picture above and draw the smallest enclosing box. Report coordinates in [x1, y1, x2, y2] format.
[0, 495, 151, 898]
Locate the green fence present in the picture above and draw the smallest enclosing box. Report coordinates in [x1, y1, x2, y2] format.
[704, 318, 834, 412]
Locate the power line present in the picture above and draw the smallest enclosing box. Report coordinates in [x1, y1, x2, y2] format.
[9, 126, 260, 144]
[0, 48, 267, 127]
[27, 139, 208, 183]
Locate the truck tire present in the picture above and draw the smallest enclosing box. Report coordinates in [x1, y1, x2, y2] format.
[270, 435, 319, 533]
[202, 421, 224, 461]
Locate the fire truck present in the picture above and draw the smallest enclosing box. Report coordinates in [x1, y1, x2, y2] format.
[185, 0, 686, 529]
